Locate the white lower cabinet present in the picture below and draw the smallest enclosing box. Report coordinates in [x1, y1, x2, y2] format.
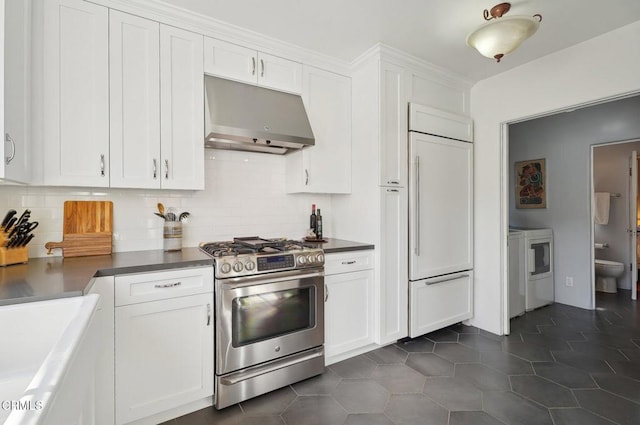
[324, 251, 375, 364]
[409, 271, 473, 338]
[114, 267, 213, 425]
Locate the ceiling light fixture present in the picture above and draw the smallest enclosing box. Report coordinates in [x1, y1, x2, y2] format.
[466, 2, 542, 63]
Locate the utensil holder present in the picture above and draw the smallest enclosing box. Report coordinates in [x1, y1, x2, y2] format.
[0, 232, 28, 266]
[163, 221, 182, 252]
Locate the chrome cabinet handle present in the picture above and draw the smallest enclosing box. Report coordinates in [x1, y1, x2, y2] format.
[5, 133, 15, 165]
[164, 159, 169, 179]
[260, 59, 265, 77]
[415, 156, 420, 256]
[100, 154, 105, 177]
[387, 189, 399, 193]
[305, 169, 309, 186]
[153, 158, 157, 179]
[342, 260, 356, 265]
[425, 274, 469, 286]
[387, 180, 399, 185]
[324, 283, 328, 302]
[154, 281, 182, 288]
[206, 303, 211, 326]
[251, 57, 256, 76]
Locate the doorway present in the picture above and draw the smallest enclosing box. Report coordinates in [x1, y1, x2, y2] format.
[592, 141, 640, 301]
[503, 94, 640, 335]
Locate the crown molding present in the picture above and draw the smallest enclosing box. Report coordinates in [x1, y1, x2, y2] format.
[351, 42, 473, 89]
[87, 0, 352, 75]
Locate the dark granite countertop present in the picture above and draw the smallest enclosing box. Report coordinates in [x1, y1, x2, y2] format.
[0, 248, 213, 306]
[0, 239, 372, 306]
[305, 238, 375, 253]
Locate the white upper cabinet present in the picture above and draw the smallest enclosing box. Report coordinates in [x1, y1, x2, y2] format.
[109, 11, 161, 189]
[42, 0, 110, 187]
[285, 65, 351, 194]
[3, 0, 31, 183]
[110, 14, 204, 190]
[160, 26, 205, 190]
[379, 61, 409, 187]
[204, 37, 302, 94]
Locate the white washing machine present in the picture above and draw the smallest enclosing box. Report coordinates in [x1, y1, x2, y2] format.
[510, 228, 554, 310]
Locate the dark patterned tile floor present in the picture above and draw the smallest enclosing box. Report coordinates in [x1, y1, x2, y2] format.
[166, 290, 640, 425]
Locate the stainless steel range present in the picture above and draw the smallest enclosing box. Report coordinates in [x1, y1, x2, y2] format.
[200, 237, 325, 409]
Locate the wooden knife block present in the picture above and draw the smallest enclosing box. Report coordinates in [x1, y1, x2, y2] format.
[0, 231, 28, 266]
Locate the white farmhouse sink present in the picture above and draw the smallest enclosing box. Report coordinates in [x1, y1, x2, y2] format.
[0, 294, 100, 425]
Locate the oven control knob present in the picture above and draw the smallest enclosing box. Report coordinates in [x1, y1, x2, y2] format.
[316, 253, 324, 263]
[233, 262, 243, 272]
[220, 263, 231, 274]
[297, 255, 306, 265]
[245, 260, 255, 271]
[307, 255, 315, 263]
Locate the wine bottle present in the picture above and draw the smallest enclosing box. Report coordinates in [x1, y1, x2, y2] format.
[310, 204, 317, 236]
[316, 208, 323, 239]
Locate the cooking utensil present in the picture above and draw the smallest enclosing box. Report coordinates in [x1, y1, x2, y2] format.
[154, 212, 166, 220]
[1, 209, 16, 228]
[14, 209, 30, 228]
[157, 203, 165, 216]
[178, 212, 190, 222]
[21, 233, 34, 247]
[4, 217, 17, 232]
[44, 201, 113, 257]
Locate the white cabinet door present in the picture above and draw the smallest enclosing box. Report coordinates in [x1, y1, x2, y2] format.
[203, 37, 256, 84]
[409, 271, 473, 338]
[285, 66, 351, 193]
[379, 61, 408, 187]
[115, 292, 214, 424]
[203, 37, 302, 94]
[379, 187, 408, 344]
[325, 269, 375, 359]
[409, 132, 473, 279]
[109, 11, 161, 189]
[257, 52, 302, 94]
[3, 0, 31, 183]
[160, 25, 204, 190]
[43, 0, 109, 187]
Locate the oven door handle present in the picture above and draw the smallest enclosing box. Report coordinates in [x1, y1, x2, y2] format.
[219, 347, 324, 386]
[219, 269, 324, 289]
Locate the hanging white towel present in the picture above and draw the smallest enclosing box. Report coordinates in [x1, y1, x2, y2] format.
[594, 192, 610, 225]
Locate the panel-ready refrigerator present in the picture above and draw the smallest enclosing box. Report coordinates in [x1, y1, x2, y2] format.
[408, 103, 474, 338]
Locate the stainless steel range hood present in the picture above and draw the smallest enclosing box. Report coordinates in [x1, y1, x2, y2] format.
[204, 76, 314, 155]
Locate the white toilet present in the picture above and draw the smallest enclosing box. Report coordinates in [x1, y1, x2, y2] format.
[594, 259, 624, 293]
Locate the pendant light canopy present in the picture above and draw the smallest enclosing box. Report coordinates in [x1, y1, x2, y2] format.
[466, 2, 542, 63]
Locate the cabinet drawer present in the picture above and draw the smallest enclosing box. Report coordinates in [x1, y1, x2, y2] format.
[115, 266, 213, 306]
[409, 271, 473, 338]
[324, 250, 374, 275]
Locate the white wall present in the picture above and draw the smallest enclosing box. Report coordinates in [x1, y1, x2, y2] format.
[594, 142, 640, 289]
[0, 149, 332, 258]
[508, 100, 640, 298]
[470, 20, 640, 334]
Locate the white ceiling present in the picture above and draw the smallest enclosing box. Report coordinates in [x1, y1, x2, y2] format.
[162, 0, 640, 82]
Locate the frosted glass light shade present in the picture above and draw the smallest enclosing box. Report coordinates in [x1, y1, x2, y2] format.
[466, 15, 540, 62]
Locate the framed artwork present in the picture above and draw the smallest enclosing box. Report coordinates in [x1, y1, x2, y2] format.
[515, 159, 546, 209]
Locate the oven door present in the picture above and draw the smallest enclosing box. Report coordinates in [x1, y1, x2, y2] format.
[216, 269, 324, 375]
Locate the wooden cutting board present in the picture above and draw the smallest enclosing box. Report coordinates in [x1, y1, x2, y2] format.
[45, 201, 113, 257]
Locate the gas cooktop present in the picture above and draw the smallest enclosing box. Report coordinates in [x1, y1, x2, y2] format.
[199, 237, 324, 278]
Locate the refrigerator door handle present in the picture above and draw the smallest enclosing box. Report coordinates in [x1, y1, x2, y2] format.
[415, 155, 420, 256]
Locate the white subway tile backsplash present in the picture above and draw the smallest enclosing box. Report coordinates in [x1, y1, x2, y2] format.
[0, 149, 333, 258]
